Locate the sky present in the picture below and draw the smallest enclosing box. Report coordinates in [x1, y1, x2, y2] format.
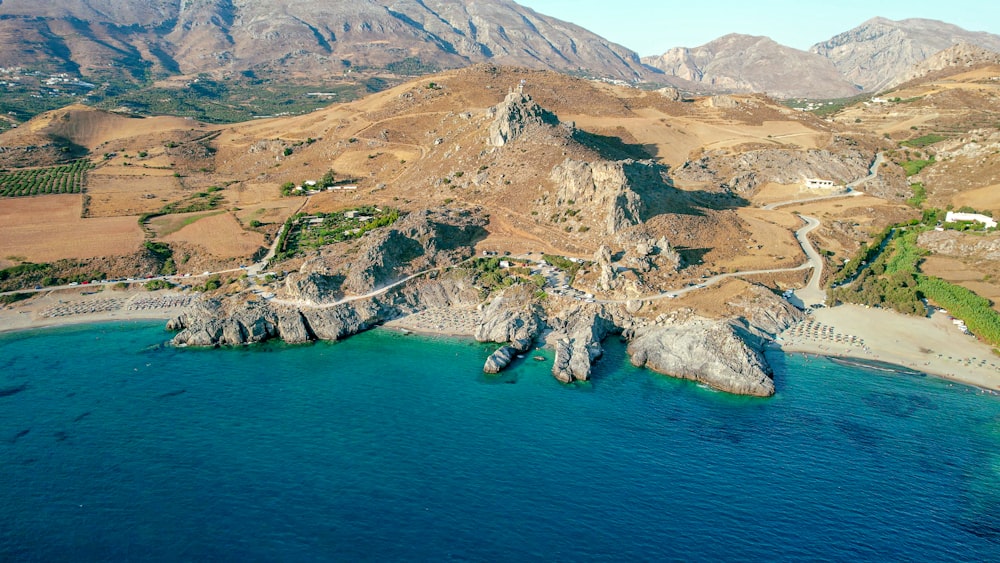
[517, 0, 1000, 55]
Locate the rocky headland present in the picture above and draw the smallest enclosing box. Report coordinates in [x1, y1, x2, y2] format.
[168, 89, 809, 397]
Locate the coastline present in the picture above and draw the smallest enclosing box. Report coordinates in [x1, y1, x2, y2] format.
[4, 289, 999, 394]
[775, 304, 1000, 392]
[0, 289, 191, 335]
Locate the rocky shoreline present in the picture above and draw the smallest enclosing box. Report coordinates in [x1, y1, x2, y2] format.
[168, 275, 802, 396]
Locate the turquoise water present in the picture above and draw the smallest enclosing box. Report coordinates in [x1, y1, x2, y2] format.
[1, 322, 999, 561]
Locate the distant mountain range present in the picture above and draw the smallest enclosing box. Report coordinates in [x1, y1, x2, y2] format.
[646, 17, 1000, 98]
[0, 0, 646, 80]
[0, 1, 998, 103]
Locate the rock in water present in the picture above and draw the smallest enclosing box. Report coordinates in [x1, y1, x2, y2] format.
[484, 346, 517, 374]
[627, 318, 775, 397]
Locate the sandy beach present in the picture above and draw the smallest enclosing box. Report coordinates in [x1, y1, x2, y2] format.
[0, 288, 193, 334]
[382, 306, 483, 337]
[777, 304, 1000, 392]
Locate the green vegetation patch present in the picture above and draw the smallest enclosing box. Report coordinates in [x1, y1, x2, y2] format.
[0, 292, 34, 305]
[543, 254, 585, 283]
[901, 134, 946, 148]
[901, 158, 935, 176]
[906, 183, 926, 208]
[93, 78, 364, 124]
[0, 160, 94, 198]
[276, 206, 402, 260]
[827, 229, 926, 315]
[144, 279, 175, 291]
[918, 276, 1000, 347]
[828, 211, 1000, 347]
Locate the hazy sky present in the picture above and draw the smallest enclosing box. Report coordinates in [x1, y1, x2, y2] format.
[517, 0, 999, 55]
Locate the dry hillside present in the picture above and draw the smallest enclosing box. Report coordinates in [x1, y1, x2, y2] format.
[4, 64, 999, 316]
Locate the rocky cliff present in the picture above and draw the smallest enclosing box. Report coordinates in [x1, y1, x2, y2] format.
[627, 286, 802, 396]
[487, 92, 561, 148]
[550, 158, 676, 235]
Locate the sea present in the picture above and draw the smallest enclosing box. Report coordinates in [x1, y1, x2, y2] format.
[1, 321, 999, 561]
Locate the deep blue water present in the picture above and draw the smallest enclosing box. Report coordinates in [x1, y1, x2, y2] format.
[1, 321, 999, 561]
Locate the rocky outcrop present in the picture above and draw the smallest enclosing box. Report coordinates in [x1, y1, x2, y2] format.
[893, 44, 1000, 87]
[596, 245, 617, 291]
[918, 230, 1000, 261]
[476, 286, 545, 373]
[551, 159, 673, 235]
[727, 284, 805, 336]
[487, 92, 559, 147]
[169, 271, 482, 348]
[169, 298, 308, 347]
[547, 305, 618, 383]
[289, 208, 488, 298]
[344, 229, 425, 295]
[628, 318, 775, 397]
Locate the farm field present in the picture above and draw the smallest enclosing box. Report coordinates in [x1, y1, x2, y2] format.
[0, 195, 144, 268]
[85, 173, 186, 217]
[0, 161, 94, 197]
[160, 212, 266, 259]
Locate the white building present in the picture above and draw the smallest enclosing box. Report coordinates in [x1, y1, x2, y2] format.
[805, 178, 836, 189]
[945, 212, 997, 229]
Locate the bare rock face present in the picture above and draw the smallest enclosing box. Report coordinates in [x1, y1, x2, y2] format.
[811, 17, 1000, 92]
[168, 298, 311, 347]
[487, 92, 559, 147]
[596, 245, 616, 291]
[547, 305, 618, 383]
[918, 230, 1000, 261]
[894, 44, 1000, 87]
[0, 0, 650, 82]
[628, 318, 775, 397]
[676, 147, 876, 195]
[550, 159, 672, 235]
[476, 286, 545, 352]
[642, 34, 859, 99]
[727, 284, 805, 336]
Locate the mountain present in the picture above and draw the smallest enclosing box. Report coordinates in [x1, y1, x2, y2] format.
[810, 17, 1000, 92]
[0, 0, 647, 80]
[892, 43, 1000, 88]
[641, 34, 860, 99]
